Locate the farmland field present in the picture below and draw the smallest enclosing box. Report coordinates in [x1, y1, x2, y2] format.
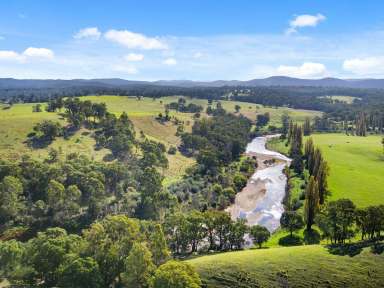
[0, 96, 321, 182]
[268, 133, 384, 207]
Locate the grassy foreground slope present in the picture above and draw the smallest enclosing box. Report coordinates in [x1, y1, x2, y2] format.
[188, 245, 384, 288]
[268, 133, 384, 207]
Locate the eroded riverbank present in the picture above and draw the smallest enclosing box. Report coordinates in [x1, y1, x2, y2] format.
[227, 135, 291, 232]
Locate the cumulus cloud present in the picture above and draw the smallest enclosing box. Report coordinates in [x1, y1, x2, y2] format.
[105, 29, 167, 50]
[23, 47, 54, 59]
[0, 47, 54, 62]
[124, 53, 144, 62]
[0, 50, 22, 61]
[276, 62, 327, 78]
[163, 58, 177, 65]
[343, 57, 384, 75]
[74, 27, 101, 40]
[286, 13, 326, 34]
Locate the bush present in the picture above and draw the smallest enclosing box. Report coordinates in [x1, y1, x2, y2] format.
[153, 260, 201, 288]
[168, 146, 177, 155]
[278, 234, 303, 246]
[233, 174, 247, 192]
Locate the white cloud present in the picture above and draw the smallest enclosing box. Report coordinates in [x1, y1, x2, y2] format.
[104, 29, 167, 50]
[163, 58, 177, 65]
[193, 52, 203, 59]
[23, 47, 54, 59]
[124, 53, 144, 62]
[343, 57, 384, 75]
[0, 50, 21, 61]
[286, 13, 326, 34]
[277, 62, 327, 78]
[0, 48, 54, 62]
[74, 27, 101, 40]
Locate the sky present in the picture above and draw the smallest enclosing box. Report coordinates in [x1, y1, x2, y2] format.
[1, 0, 384, 80]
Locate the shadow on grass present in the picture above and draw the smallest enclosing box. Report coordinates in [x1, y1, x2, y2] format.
[303, 229, 320, 245]
[327, 243, 363, 257]
[278, 234, 303, 246]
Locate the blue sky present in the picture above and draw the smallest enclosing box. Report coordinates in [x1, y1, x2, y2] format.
[1, 0, 384, 80]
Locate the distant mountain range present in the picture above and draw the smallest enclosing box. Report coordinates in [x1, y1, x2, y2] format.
[2, 76, 384, 89]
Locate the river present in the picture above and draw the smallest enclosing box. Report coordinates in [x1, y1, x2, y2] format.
[226, 135, 291, 232]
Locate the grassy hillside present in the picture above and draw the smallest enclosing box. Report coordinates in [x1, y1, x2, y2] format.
[0, 96, 320, 183]
[268, 133, 384, 207]
[188, 245, 384, 288]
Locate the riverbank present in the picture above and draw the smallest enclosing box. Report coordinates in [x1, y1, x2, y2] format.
[226, 135, 291, 231]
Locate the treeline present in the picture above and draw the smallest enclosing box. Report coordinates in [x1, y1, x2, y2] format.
[2, 83, 384, 133]
[0, 215, 202, 287]
[165, 97, 203, 113]
[165, 210, 270, 254]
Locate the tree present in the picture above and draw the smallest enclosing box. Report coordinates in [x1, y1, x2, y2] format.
[235, 104, 241, 113]
[250, 225, 271, 248]
[214, 211, 232, 250]
[0, 240, 25, 280]
[289, 124, 304, 174]
[150, 224, 170, 266]
[303, 117, 312, 136]
[186, 210, 206, 253]
[304, 176, 319, 231]
[83, 215, 141, 287]
[317, 199, 356, 243]
[280, 211, 304, 236]
[28, 228, 83, 287]
[228, 218, 247, 250]
[0, 176, 25, 225]
[121, 242, 155, 288]
[233, 173, 247, 192]
[33, 120, 62, 141]
[355, 112, 367, 136]
[58, 256, 103, 288]
[281, 113, 290, 139]
[256, 112, 270, 127]
[153, 260, 201, 288]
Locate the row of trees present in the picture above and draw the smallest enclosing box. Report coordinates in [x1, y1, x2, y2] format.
[166, 97, 203, 113]
[165, 210, 270, 254]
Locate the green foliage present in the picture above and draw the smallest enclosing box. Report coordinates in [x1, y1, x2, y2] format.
[121, 242, 155, 288]
[280, 211, 304, 236]
[150, 224, 170, 266]
[28, 228, 83, 286]
[58, 256, 103, 288]
[250, 225, 271, 248]
[153, 260, 202, 288]
[316, 199, 356, 243]
[0, 176, 25, 226]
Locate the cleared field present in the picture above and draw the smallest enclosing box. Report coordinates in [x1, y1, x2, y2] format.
[187, 245, 384, 288]
[319, 95, 360, 104]
[0, 96, 320, 182]
[268, 133, 384, 207]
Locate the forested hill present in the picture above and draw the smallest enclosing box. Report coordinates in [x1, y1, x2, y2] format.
[3, 76, 384, 89]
